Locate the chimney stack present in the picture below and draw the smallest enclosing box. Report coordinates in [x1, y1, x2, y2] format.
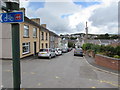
[31, 18, 40, 25]
[20, 8, 25, 15]
[85, 21, 88, 43]
[41, 24, 46, 28]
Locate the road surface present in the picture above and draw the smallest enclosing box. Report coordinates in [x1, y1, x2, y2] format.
[2, 50, 119, 88]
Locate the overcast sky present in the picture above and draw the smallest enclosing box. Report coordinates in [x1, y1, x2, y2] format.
[20, 0, 118, 35]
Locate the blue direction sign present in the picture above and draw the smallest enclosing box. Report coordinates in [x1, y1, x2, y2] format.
[0, 12, 24, 23]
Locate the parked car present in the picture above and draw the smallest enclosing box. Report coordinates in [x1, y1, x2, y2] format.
[68, 48, 72, 52]
[52, 48, 59, 56]
[62, 48, 68, 53]
[55, 48, 62, 55]
[74, 48, 83, 57]
[38, 48, 56, 59]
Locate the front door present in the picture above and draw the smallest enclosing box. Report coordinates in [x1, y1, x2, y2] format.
[34, 42, 37, 56]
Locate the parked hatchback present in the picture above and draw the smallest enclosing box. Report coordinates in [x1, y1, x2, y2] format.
[62, 48, 68, 53]
[55, 48, 62, 55]
[74, 48, 83, 57]
[38, 48, 56, 59]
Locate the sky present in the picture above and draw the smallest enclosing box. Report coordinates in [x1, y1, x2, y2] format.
[20, 0, 119, 35]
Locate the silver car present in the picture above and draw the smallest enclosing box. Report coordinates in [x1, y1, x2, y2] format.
[38, 48, 56, 59]
[74, 48, 83, 56]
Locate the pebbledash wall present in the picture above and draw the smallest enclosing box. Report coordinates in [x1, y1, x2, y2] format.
[95, 54, 120, 70]
[1, 23, 12, 59]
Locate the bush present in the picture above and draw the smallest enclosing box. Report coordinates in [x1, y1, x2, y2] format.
[82, 43, 120, 58]
[104, 45, 115, 57]
[82, 43, 93, 50]
[68, 41, 74, 48]
[114, 46, 120, 56]
[113, 55, 120, 59]
[91, 44, 100, 54]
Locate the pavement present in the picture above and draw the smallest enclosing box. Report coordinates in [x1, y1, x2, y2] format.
[84, 55, 119, 75]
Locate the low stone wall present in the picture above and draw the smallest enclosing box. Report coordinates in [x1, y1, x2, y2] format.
[95, 54, 120, 71]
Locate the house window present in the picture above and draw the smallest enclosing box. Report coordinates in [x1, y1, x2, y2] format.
[41, 32, 44, 40]
[33, 28, 37, 38]
[24, 25, 29, 37]
[22, 42, 30, 54]
[42, 43, 44, 49]
[46, 33, 48, 40]
[46, 43, 48, 48]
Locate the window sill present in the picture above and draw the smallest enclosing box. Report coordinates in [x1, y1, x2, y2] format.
[22, 52, 30, 55]
[23, 36, 29, 38]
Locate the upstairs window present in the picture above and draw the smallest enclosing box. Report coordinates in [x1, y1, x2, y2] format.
[41, 32, 44, 40]
[33, 28, 37, 38]
[24, 25, 29, 37]
[46, 33, 48, 40]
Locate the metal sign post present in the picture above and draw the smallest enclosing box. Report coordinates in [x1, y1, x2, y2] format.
[12, 23, 21, 90]
[1, 0, 22, 90]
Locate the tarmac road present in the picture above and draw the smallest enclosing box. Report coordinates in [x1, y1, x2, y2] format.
[2, 50, 119, 88]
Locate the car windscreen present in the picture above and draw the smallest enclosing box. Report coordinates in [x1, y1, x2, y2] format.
[75, 49, 82, 51]
[58, 49, 61, 51]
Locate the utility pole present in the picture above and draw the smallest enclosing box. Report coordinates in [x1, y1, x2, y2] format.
[85, 21, 88, 43]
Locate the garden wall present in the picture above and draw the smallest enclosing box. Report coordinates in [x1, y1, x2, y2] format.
[95, 54, 120, 70]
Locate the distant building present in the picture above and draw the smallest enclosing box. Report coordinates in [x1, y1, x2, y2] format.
[61, 38, 68, 48]
[49, 31, 55, 48]
[58, 37, 62, 48]
[86, 39, 119, 46]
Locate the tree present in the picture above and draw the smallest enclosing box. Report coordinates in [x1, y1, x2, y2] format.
[68, 41, 74, 48]
[70, 37, 77, 40]
[110, 35, 118, 39]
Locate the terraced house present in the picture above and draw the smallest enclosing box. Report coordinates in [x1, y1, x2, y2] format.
[0, 8, 60, 59]
[40, 24, 50, 49]
[20, 17, 40, 58]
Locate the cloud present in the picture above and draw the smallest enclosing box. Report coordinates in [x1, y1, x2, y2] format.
[33, 2, 82, 34]
[89, 2, 118, 27]
[20, 0, 118, 34]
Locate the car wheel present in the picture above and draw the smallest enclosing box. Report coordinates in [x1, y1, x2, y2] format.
[74, 54, 76, 56]
[49, 55, 51, 59]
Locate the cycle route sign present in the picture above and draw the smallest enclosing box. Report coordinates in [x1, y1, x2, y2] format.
[0, 12, 24, 23]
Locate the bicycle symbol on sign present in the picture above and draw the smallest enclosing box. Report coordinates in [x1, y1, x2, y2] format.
[3, 14, 14, 22]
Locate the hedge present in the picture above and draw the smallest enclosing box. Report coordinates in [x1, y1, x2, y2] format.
[82, 43, 120, 58]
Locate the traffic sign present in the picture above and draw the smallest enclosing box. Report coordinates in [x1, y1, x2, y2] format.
[0, 12, 24, 23]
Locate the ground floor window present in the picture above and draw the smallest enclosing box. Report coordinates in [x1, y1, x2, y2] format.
[22, 42, 30, 54]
